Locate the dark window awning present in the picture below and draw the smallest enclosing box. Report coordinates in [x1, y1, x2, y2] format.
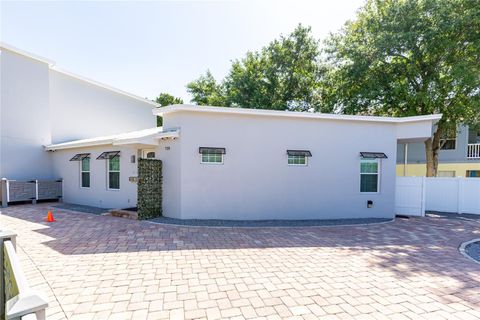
[287, 150, 312, 157]
[96, 151, 120, 160]
[199, 147, 226, 154]
[360, 152, 388, 159]
[69, 153, 90, 161]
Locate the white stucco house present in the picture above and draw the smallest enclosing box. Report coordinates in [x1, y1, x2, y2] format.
[1, 44, 441, 220]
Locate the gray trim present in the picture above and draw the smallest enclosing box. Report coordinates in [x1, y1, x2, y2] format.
[286, 150, 312, 157]
[69, 153, 90, 161]
[96, 151, 120, 160]
[360, 152, 388, 159]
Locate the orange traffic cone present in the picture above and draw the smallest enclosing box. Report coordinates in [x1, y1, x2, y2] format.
[45, 211, 55, 222]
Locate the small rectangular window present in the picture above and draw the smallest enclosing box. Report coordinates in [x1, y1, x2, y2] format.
[288, 154, 307, 165]
[440, 129, 457, 150]
[81, 157, 90, 188]
[437, 170, 456, 177]
[201, 152, 223, 164]
[360, 159, 379, 193]
[287, 150, 311, 166]
[108, 156, 120, 189]
[466, 170, 480, 178]
[199, 147, 225, 164]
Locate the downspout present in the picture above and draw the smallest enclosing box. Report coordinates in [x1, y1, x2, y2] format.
[403, 143, 408, 176]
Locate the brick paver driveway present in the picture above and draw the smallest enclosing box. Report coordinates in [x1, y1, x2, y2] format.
[1, 204, 479, 320]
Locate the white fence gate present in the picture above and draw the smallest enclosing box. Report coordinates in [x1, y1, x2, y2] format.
[395, 177, 426, 216]
[395, 177, 480, 216]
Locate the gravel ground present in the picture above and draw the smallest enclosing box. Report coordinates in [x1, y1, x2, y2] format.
[465, 241, 480, 262]
[149, 216, 392, 227]
[51, 203, 110, 215]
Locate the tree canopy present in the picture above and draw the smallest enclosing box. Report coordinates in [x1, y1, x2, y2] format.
[186, 70, 226, 107]
[154, 92, 184, 126]
[187, 25, 327, 112]
[323, 0, 480, 176]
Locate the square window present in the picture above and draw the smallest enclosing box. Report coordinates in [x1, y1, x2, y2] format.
[109, 156, 120, 171]
[81, 172, 90, 188]
[109, 172, 120, 189]
[360, 174, 378, 192]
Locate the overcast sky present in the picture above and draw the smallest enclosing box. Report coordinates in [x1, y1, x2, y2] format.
[1, 0, 365, 103]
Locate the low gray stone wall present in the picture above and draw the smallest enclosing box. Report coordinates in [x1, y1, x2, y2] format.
[8, 181, 36, 202]
[0, 179, 62, 206]
[37, 180, 62, 200]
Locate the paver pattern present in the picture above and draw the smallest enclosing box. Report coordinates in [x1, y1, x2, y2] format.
[0, 203, 479, 320]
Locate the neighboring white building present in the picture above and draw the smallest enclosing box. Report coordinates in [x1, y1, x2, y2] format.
[45, 104, 440, 220]
[0, 43, 157, 181]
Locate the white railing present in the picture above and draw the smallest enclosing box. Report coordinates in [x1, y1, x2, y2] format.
[467, 143, 480, 159]
[1, 231, 48, 320]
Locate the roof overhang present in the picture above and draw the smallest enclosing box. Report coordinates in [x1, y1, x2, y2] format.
[396, 119, 440, 142]
[154, 104, 442, 124]
[45, 127, 179, 151]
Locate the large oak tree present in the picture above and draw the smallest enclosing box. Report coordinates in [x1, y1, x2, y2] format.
[323, 0, 480, 176]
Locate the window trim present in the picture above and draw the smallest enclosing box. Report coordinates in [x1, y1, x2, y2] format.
[107, 156, 120, 190]
[360, 158, 381, 194]
[80, 157, 90, 189]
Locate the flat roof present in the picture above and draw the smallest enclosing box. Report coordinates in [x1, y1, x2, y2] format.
[1, 42, 160, 107]
[45, 127, 179, 151]
[154, 104, 442, 124]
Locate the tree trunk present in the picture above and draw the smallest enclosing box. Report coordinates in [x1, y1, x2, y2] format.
[424, 126, 443, 177]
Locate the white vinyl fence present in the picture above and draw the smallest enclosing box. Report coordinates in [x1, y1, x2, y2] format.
[395, 177, 480, 216]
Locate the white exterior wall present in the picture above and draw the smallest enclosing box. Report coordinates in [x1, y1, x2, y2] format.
[49, 70, 155, 144]
[163, 111, 398, 220]
[155, 138, 182, 218]
[52, 145, 139, 208]
[0, 50, 53, 180]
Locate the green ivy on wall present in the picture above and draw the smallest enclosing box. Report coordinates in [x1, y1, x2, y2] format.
[137, 159, 162, 220]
